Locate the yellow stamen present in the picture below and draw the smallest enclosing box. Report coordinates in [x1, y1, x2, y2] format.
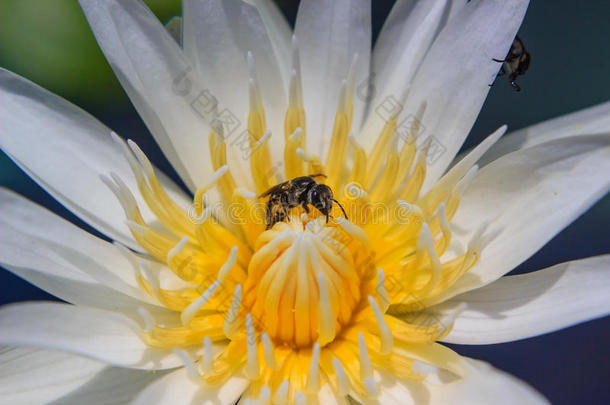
[316, 272, 336, 345]
[103, 56, 491, 400]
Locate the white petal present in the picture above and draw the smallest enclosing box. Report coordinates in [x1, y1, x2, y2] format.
[360, 0, 447, 144]
[130, 367, 249, 405]
[295, 0, 371, 157]
[182, 0, 287, 176]
[371, 0, 446, 88]
[437, 255, 610, 344]
[0, 189, 149, 304]
[364, 0, 529, 191]
[0, 69, 188, 250]
[0, 302, 187, 370]
[372, 359, 548, 405]
[0, 347, 162, 405]
[424, 358, 549, 404]
[431, 135, 610, 304]
[79, 0, 218, 191]
[246, 0, 293, 84]
[478, 101, 610, 166]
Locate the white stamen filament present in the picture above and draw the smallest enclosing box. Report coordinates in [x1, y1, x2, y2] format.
[368, 296, 393, 355]
[167, 236, 189, 263]
[332, 357, 350, 396]
[110, 132, 145, 183]
[173, 348, 201, 383]
[202, 336, 214, 374]
[125, 220, 147, 235]
[358, 333, 377, 397]
[295, 147, 314, 162]
[100, 174, 138, 218]
[246, 314, 260, 380]
[437, 203, 451, 239]
[139, 260, 162, 302]
[357, 333, 373, 380]
[261, 332, 277, 370]
[236, 187, 257, 199]
[273, 380, 290, 404]
[290, 35, 304, 108]
[336, 218, 371, 253]
[417, 223, 441, 289]
[201, 165, 229, 193]
[217, 246, 238, 282]
[259, 386, 271, 405]
[247, 51, 263, 111]
[223, 284, 243, 339]
[257, 130, 272, 148]
[181, 281, 220, 326]
[192, 205, 213, 224]
[306, 343, 321, 393]
[290, 127, 302, 143]
[127, 139, 155, 178]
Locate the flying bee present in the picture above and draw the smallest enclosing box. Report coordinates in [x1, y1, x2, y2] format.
[492, 36, 531, 91]
[258, 174, 348, 229]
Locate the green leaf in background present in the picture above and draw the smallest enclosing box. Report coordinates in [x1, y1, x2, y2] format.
[0, 0, 181, 109]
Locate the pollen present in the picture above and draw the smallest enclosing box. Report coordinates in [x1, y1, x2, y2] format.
[104, 40, 488, 403]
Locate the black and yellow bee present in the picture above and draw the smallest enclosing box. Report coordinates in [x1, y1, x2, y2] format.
[259, 174, 348, 229]
[492, 36, 531, 92]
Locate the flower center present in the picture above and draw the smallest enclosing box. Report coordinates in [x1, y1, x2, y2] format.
[244, 216, 365, 348]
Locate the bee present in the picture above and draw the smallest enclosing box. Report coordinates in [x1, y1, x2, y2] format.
[258, 174, 348, 229]
[492, 36, 531, 92]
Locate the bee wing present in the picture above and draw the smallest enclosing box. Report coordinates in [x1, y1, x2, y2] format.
[258, 181, 290, 198]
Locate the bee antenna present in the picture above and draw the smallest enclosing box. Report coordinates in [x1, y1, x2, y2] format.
[333, 199, 348, 220]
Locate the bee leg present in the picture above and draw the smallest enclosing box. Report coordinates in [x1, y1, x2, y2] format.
[300, 201, 310, 213]
[265, 205, 274, 230]
[283, 207, 290, 222]
[492, 58, 506, 63]
[265, 199, 279, 229]
[488, 74, 500, 88]
[509, 72, 521, 92]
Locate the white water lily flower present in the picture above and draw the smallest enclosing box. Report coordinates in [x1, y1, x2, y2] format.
[0, 0, 609, 404]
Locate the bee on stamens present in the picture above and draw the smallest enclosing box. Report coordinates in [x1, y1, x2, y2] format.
[258, 174, 348, 229]
[491, 35, 531, 92]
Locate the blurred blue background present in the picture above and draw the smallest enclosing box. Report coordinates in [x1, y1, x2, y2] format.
[0, 0, 609, 403]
